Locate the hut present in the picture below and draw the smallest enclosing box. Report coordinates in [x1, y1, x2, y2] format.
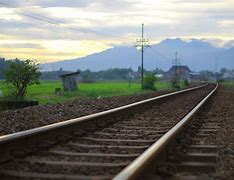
[166, 65, 191, 81]
[59, 71, 80, 91]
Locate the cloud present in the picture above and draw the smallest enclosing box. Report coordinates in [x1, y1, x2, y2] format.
[172, 0, 226, 4]
[0, 0, 91, 8]
[0, 0, 135, 10]
[223, 40, 234, 48]
[0, 43, 43, 49]
[0, 0, 234, 62]
[201, 38, 227, 48]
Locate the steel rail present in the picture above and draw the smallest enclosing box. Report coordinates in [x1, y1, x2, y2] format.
[0, 84, 207, 164]
[114, 83, 218, 180]
[0, 85, 206, 144]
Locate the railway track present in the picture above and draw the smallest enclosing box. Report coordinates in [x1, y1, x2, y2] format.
[0, 84, 217, 180]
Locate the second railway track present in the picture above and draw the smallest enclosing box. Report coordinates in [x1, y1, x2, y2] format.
[0, 84, 217, 179]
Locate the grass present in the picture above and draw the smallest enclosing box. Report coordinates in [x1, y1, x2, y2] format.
[221, 81, 234, 89]
[0, 80, 176, 104]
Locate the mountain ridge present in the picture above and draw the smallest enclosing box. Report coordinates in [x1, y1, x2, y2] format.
[41, 38, 234, 72]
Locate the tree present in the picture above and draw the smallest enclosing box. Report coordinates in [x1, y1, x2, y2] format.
[5, 59, 41, 98]
[220, 68, 227, 75]
[0, 58, 9, 79]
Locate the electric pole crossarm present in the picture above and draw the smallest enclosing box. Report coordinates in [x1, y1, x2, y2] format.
[135, 24, 150, 89]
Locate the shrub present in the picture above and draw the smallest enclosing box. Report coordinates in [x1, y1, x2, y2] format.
[184, 79, 190, 87]
[171, 78, 180, 89]
[143, 74, 157, 91]
[217, 79, 224, 83]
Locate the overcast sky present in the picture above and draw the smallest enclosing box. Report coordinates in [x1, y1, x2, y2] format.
[0, 0, 234, 63]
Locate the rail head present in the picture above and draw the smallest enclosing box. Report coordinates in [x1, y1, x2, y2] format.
[0, 84, 206, 145]
[113, 83, 218, 180]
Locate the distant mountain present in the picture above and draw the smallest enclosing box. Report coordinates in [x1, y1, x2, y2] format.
[41, 38, 234, 72]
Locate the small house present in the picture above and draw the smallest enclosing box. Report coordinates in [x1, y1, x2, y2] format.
[59, 71, 80, 91]
[166, 65, 191, 81]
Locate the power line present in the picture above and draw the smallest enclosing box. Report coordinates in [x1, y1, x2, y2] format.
[0, 1, 134, 40]
[0, 1, 110, 36]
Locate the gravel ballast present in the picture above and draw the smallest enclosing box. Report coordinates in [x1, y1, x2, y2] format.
[155, 85, 234, 179]
[214, 86, 234, 179]
[0, 91, 172, 136]
[0, 85, 214, 178]
[195, 85, 234, 179]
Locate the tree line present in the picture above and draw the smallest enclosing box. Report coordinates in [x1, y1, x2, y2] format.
[1, 57, 233, 82]
[1, 58, 164, 81]
[0, 58, 10, 79]
[41, 68, 164, 82]
[41, 68, 138, 82]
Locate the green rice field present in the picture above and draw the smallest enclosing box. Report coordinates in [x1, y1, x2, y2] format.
[0, 80, 174, 104]
[222, 81, 234, 89]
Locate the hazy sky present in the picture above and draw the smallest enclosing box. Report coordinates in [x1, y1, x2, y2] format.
[0, 0, 234, 63]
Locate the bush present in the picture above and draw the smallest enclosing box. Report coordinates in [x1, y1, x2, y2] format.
[143, 74, 157, 90]
[171, 78, 180, 89]
[217, 79, 225, 83]
[184, 79, 190, 87]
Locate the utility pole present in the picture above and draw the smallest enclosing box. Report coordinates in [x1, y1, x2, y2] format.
[173, 51, 180, 85]
[135, 23, 150, 89]
[214, 56, 218, 82]
[215, 57, 218, 72]
[128, 67, 132, 89]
